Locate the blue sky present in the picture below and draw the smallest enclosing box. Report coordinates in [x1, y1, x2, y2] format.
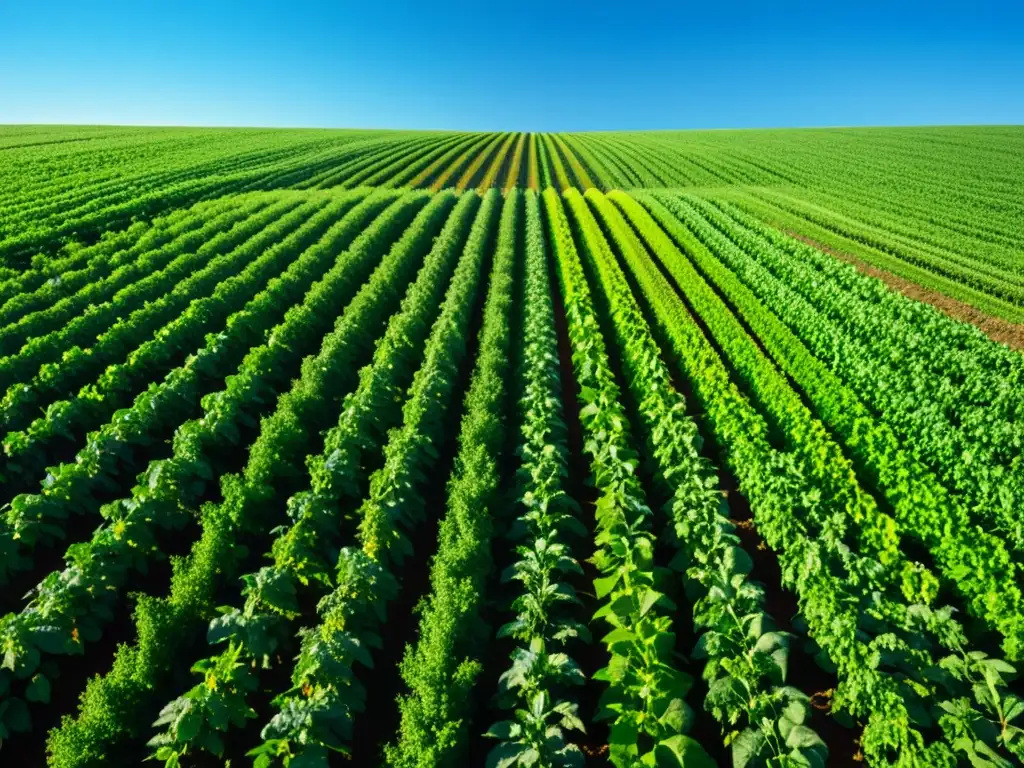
[1, 0, 1021, 131]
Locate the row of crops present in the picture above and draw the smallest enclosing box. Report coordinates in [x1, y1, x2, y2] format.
[3, 126, 1022, 326]
[0, 165, 1022, 767]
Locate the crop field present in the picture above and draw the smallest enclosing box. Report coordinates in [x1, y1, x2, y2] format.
[0, 125, 1022, 768]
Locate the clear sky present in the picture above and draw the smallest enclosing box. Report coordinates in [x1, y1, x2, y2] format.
[1, 0, 1022, 131]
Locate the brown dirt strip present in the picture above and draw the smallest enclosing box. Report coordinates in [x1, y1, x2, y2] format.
[783, 229, 1024, 352]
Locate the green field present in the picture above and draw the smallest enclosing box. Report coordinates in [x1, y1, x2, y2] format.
[0, 126, 1022, 768]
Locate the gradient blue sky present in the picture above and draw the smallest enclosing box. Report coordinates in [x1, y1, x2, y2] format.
[1, 0, 1022, 131]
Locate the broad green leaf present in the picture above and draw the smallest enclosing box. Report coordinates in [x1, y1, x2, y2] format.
[657, 696, 690, 732]
[175, 707, 203, 744]
[654, 735, 717, 768]
[785, 724, 825, 751]
[638, 589, 665, 618]
[602, 627, 638, 646]
[594, 573, 620, 599]
[487, 741, 526, 768]
[782, 698, 807, 726]
[732, 727, 767, 768]
[609, 718, 640, 748]
[25, 673, 51, 704]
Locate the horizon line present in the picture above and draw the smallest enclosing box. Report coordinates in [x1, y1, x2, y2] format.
[2, 121, 1022, 134]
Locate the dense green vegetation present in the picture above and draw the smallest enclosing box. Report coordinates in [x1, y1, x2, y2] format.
[0, 125, 1021, 767]
[4, 125, 1022, 323]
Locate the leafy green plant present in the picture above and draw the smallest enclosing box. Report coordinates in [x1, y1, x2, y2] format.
[611, 189, 1022, 766]
[545, 188, 715, 767]
[649, 190, 1024, 657]
[43, 190, 440, 767]
[578, 189, 829, 767]
[484, 190, 589, 768]
[486, 687, 585, 768]
[386, 189, 517, 766]
[243, 190, 500, 766]
[0, 191, 418, 744]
